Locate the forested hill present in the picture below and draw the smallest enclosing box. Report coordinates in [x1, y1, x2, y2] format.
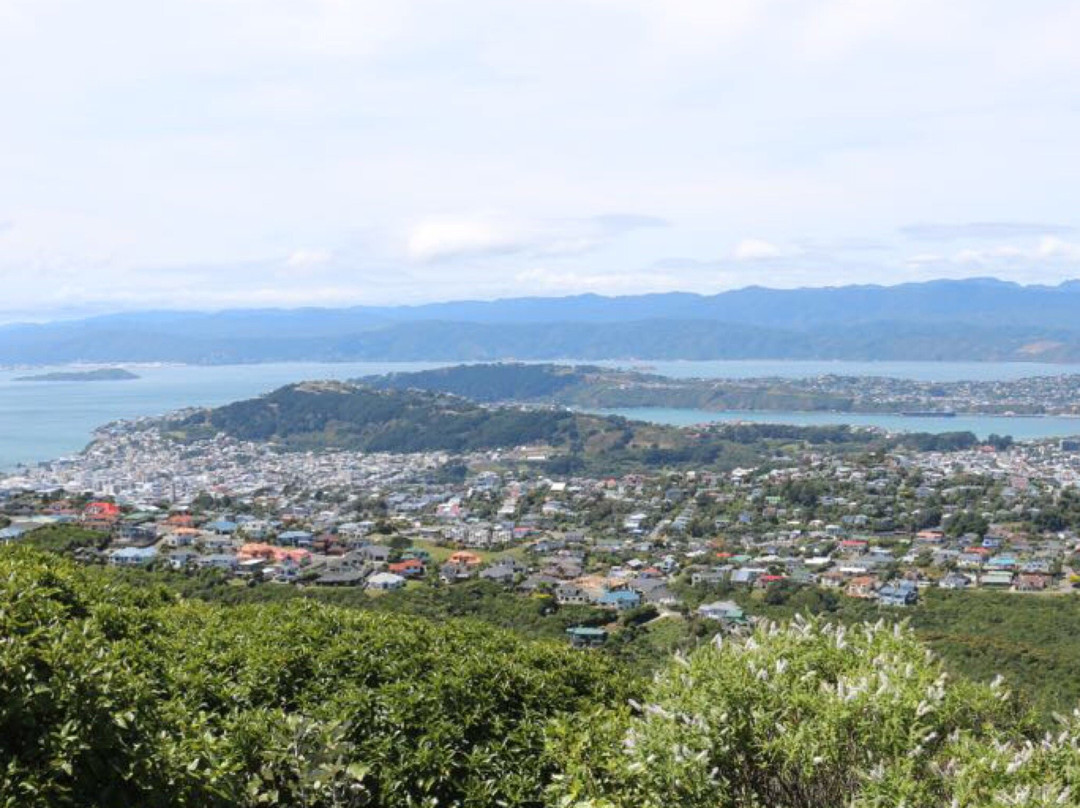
[172, 380, 982, 471]
[177, 381, 604, 453]
[363, 362, 856, 411]
[363, 363, 617, 402]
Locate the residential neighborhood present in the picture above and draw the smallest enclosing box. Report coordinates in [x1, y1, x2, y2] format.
[6, 417, 1080, 637]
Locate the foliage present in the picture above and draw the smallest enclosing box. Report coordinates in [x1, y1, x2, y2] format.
[13, 547, 1080, 806]
[20, 523, 111, 553]
[0, 548, 627, 807]
[548, 618, 1069, 808]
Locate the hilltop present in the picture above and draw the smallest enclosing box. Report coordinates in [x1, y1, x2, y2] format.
[170, 381, 982, 474]
[174, 381, 643, 455]
[363, 362, 856, 411]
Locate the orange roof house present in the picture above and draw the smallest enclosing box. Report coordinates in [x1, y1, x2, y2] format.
[389, 559, 425, 577]
[237, 543, 310, 565]
[448, 551, 483, 566]
[84, 501, 120, 518]
[83, 501, 120, 527]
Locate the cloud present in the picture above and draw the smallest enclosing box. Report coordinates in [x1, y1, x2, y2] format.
[900, 222, 1076, 241]
[285, 249, 333, 269]
[1037, 236, 1080, 261]
[406, 217, 522, 262]
[405, 213, 668, 263]
[733, 239, 786, 261]
[590, 213, 669, 232]
[5, 1, 1080, 314]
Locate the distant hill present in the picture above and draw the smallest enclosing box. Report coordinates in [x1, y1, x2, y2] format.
[13, 368, 139, 382]
[175, 381, 621, 454]
[5, 278, 1080, 364]
[172, 380, 982, 472]
[363, 363, 857, 411]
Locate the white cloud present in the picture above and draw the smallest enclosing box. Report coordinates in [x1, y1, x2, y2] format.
[2, 0, 1080, 314]
[405, 216, 528, 262]
[1037, 236, 1080, 261]
[286, 249, 333, 268]
[733, 239, 786, 261]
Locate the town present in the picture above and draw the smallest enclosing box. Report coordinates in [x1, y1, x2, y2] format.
[6, 412, 1080, 652]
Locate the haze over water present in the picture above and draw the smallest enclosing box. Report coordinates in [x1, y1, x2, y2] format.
[2, 360, 1078, 472]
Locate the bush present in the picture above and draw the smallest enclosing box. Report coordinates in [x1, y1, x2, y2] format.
[0, 548, 628, 807]
[548, 617, 1067, 808]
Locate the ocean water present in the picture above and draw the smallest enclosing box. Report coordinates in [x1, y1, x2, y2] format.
[0, 362, 445, 470]
[590, 359, 1079, 382]
[0, 360, 1077, 470]
[590, 407, 1080, 441]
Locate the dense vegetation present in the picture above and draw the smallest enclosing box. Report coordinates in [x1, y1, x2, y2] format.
[550, 619, 1074, 808]
[364, 363, 596, 403]
[173, 382, 979, 475]
[0, 549, 626, 807]
[178, 382, 595, 453]
[7, 549, 1080, 807]
[365, 363, 858, 411]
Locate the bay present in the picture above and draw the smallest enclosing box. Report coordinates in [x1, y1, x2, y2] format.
[591, 407, 1080, 441]
[1, 359, 1078, 470]
[0, 362, 445, 470]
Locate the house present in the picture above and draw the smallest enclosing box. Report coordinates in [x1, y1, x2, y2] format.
[315, 568, 369, 587]
[480, 563, 520, 584]
[448, 550, 483, 567]
[980, 570, 1014, 588]
[167, 549, 199, 569]
[116, 522, 157, 546]
[877, 580, 918, 606]
[109, 546, 158, 566]
[698, 600, 746, 624]
[278, 530, 314, 547]
[566, 626, 608, 648]
[367, 572, 406, 591]
[1016, 573, 1051, 592]
[195, 553, 240, 572]
[83, 501, 121, 529]
[237, 558, 267, 578]
[439, 562, 475, 584]
[597, 589, 642, 611]
[518, 573, 560, 593]
[388, 558, 425, 578]
[691, 568, 731, 587]
[357, 544, 392, 564]
[642, 585, 677, 606]
[845, 575, 878, 599]
[555, 583, 594, 605]
[205, 519, 239, 535]
[939, 572, 972, 590]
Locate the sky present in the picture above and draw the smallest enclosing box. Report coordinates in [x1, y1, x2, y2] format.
[2, 0, 1080, 319]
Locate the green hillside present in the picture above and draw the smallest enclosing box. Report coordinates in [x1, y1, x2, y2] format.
[6, 548, 1080, 807]
[173, 380, 980, 473]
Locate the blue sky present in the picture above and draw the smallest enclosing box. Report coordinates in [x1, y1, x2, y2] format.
[2, 0, 1080, 317]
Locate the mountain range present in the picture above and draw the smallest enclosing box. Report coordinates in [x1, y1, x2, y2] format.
[3, 277, 1080, 364]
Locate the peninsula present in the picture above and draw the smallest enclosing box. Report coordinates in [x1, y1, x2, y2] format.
[14, 368, 139, 382]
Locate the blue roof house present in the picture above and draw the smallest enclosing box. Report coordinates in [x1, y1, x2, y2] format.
[598, 590, 642, 611]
